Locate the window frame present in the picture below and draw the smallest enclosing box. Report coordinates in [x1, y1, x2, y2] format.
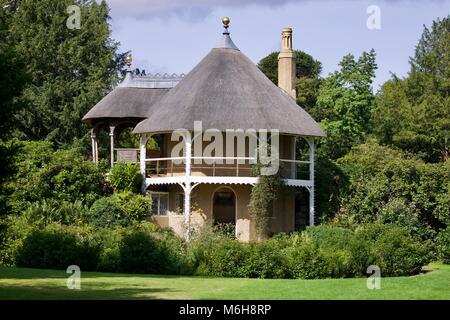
[149, 191, 170, 216]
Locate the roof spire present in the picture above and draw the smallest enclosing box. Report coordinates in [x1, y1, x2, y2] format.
[123, 54, 134, 84]
[222, 17, 230, 35]
[214, 17, 239, 50]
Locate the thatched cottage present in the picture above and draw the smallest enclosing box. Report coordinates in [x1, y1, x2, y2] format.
[82, 18, 325, 241]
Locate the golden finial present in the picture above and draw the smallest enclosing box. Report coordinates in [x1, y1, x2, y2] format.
[222, 17, 230, 26]
[125, 54, 133, 67]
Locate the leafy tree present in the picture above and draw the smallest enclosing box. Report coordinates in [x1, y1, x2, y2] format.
[257, 50, 323, 109]
[314, 50, 377, 159]
[336, 141, 450, 238]
[373, 16, 450, 162]
[5, 141, 112, 214]
[0, 4, 29, 216]
[4, 0, 127, 147]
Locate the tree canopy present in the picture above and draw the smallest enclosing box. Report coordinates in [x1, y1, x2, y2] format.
[2, 0, 127, 147]
[372, 16, 449, 163]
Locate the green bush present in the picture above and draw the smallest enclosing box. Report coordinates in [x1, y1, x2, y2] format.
[86, 192, 151, 229]
[193, 237, 248, 277]
[435, 228, 449, 264]
[242, 239, 290, 279]
[286, 226, 370, 279]
[119, 228, 194, 275]
[286, 237, 329, 279]
[5, 141, 111, 214]
[87, 197, 129, 229]
[336, 142, 450, 238]
[109, 163, 143, 193]
[355, 224, 430, 276]
[112, 192, 151, 222]
[0, 213, 37, 265]
[15, 224, 101, 270]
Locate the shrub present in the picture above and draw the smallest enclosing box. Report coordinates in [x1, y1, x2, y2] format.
[112, 192, 151, 222]
[5, 141, 111, 214]
[355, 224, 430, 276]
[242, 239, 290, 279]
[86, 192, 151, 229]
[109, 163, 143, 193]
[286, 226, 370, 279]
[119, 228, 194, 275]
[95, 227, 123, 272]
[15, 224, 101, 271]
[87, 197, 129, 229]
[193, 237, 248, 278]
[336, 142, 450, 238]
[0, 213, 37, 265]
[286, 238, 329, 279]
[435, 227, 450, 264]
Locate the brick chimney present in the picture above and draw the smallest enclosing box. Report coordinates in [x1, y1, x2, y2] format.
[278, 28, 296, 99]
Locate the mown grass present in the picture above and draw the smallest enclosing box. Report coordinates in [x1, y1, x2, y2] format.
[0, 262, 449, 300]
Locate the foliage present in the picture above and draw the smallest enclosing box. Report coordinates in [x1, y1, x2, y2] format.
[336, 141, 450, 237]
[86, 192, 151, 229]
[15, 224, 101, 271]
[257, 50, 322, 110]
[193, 237, 248, 277]
[372, 16, 449, 162]
[355, 224, 430, 276]
[192, 224, 429, 279]
[314, 50, 377, 159]
[435, 227, 450, 264]
[118, 227, 194, 275]
[314, 155, 349, 222]
[3, 0, 127, 148]
[4, 141, 111, 214]
[87, 197, 129, 229]
[249, 163, 283, 238]
[112, 192, 151, 221]
[109, 163, 143, 193]
[257, 50, 322, 84]
[241, 239, 290, 279]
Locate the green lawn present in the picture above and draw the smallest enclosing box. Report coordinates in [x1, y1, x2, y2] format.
[0, 262, 449, 300]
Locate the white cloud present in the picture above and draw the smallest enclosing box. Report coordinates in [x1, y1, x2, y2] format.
[105, 0, 446, 20]
[105, 0, 307, 20]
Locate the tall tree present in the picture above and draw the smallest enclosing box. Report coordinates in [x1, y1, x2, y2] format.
[0, 2, 29, 215]
[5, 0, 126, 147]
[314, 50, 377, 160]
[373, 16, 450, 162]
[257, 50, 322, 110]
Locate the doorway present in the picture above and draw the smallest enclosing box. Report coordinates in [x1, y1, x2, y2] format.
[212, 188, 236, 225]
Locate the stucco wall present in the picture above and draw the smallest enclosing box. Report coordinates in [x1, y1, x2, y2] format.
[148, 183, 296, 242]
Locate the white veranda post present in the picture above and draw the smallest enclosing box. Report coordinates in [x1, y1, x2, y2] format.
[139, 134, 149, 182]
[183, 133, 192, 241]
[308, 138, 315, 226]
[90, 128, 98, 164]
[109, 125, 115, 167]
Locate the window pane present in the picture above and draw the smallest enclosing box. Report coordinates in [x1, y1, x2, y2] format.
[159, 194, 168, 215]
[151, 195, 159, 215]
[175, 193, 184, 214]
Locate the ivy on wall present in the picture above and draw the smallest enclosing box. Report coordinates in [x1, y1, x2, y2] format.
[248, 163, 284, 239]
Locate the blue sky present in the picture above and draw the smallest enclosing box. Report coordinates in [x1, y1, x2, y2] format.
[106, 0, 450, 91]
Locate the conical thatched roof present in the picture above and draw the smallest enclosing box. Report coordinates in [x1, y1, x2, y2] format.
[133, 40, 324, 137]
